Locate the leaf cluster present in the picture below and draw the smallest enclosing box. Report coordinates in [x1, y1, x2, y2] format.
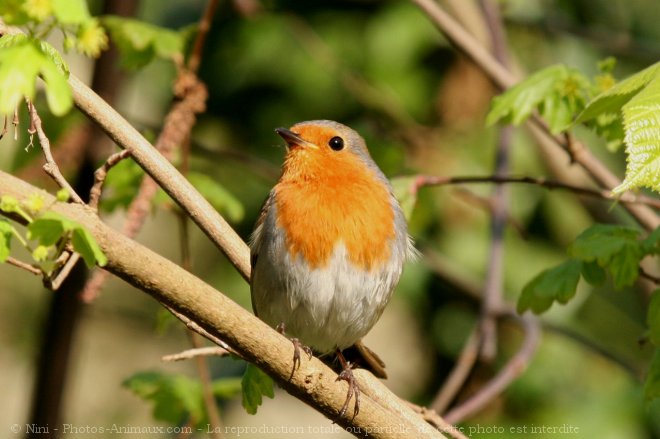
[0, 192, 107, 274]
[101, 16, 194, 70]
[487, 58, 660, 195]
[123, 371, 241, 428]
[0, 0, 108, 116]
[517, 223, 660, 403]
[518, 224, 659, 314]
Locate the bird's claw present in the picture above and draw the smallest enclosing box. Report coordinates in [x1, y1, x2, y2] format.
[291, 338, 313, 372]
[336, 361, 360, 419]
[277, 323, 313, 379]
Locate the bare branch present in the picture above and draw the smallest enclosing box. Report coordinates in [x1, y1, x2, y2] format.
[444, 314, 541, 424]
[189, 330, 224, 438]
[165, 305, 235, 354]
[26, 101, 84, 204]
[163, 346, 231, 362]
[6, 256, 42, 276]
[187, 0, 220, 73]
[431, 329, 481, 414]
[476, 0, 513, 363]
[47, 252, 81, 291]
[89, 150, 132, 211]
[413, 174, 660, 209]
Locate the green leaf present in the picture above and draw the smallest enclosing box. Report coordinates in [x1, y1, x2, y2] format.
[38, 40, 70, 76]
[241, 363, 274, 415]
[645, 349, 660, 402]
[123, 371, 205, 427]
[569, 224, 643, 288]
[0, 41, 41, 114]
[642, 227, 660, 255]
[609, 242, 644, 289]
[390, 176, 417, 222]
[0, 34, 27, 50]
[612, 75, 660, 194]
[27, 212, 106, 268]
[0, 37, 72, 116]
[72, 226, 107, 268]
[649, 291, 660, 347]
[577, 61, 660, 123]
[489, 63, 608, 134]
[102, 16, 185, 69]
[27, 213, 69, 246]
[98, 158, 144, 212]
[540, 92, 573, 134]
[0, 219, 13, 262]
[580, 260, 606, 286]
[517, 259, 582, 314]
[39, 48, 73, 116]
[52, 0, 90, 24]
[487, 66, 562, 126]
[188, 172, 244, 222]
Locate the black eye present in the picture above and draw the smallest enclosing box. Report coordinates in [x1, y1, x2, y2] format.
[328, 136, 344, 151]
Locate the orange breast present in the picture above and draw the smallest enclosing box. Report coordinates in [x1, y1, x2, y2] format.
[274, 150, 394, 271]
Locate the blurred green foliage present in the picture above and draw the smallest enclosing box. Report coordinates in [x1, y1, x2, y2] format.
[1, 0, 660, 437]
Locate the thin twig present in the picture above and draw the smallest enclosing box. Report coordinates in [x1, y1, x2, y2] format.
[6, 256, 42, 276]
[0, 115, 7, 139]
[165, 305, 236, 355]
[189, 332, 224, 438]
[443, 314, 541, 424]
[163, 346, 231, 362]
[47, 252, 81, 291]
[431, 329, 481, 414]
[89, 150, 132, 211]
[12, 107, 19, 141]
[412, 174, 660, 209]
[26, 101, 84, 204]
[187, 0, 220, 73]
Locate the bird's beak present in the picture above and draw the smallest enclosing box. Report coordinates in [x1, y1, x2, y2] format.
[275, 128, 318, 150]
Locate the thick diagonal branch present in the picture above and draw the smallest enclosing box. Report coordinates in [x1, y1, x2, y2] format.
[0, 170, 446, 439]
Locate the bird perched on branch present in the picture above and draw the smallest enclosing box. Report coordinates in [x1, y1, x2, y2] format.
[250, 120, 414, 418]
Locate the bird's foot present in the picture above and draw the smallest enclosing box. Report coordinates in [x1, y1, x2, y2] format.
[276, 323, 313, 378]
[335, 350, 360, 419]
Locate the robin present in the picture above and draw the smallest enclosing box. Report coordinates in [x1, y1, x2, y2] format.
[250, 120, 414, 418]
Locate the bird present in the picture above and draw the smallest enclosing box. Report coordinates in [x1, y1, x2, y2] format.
[249, 120, 414, 418]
